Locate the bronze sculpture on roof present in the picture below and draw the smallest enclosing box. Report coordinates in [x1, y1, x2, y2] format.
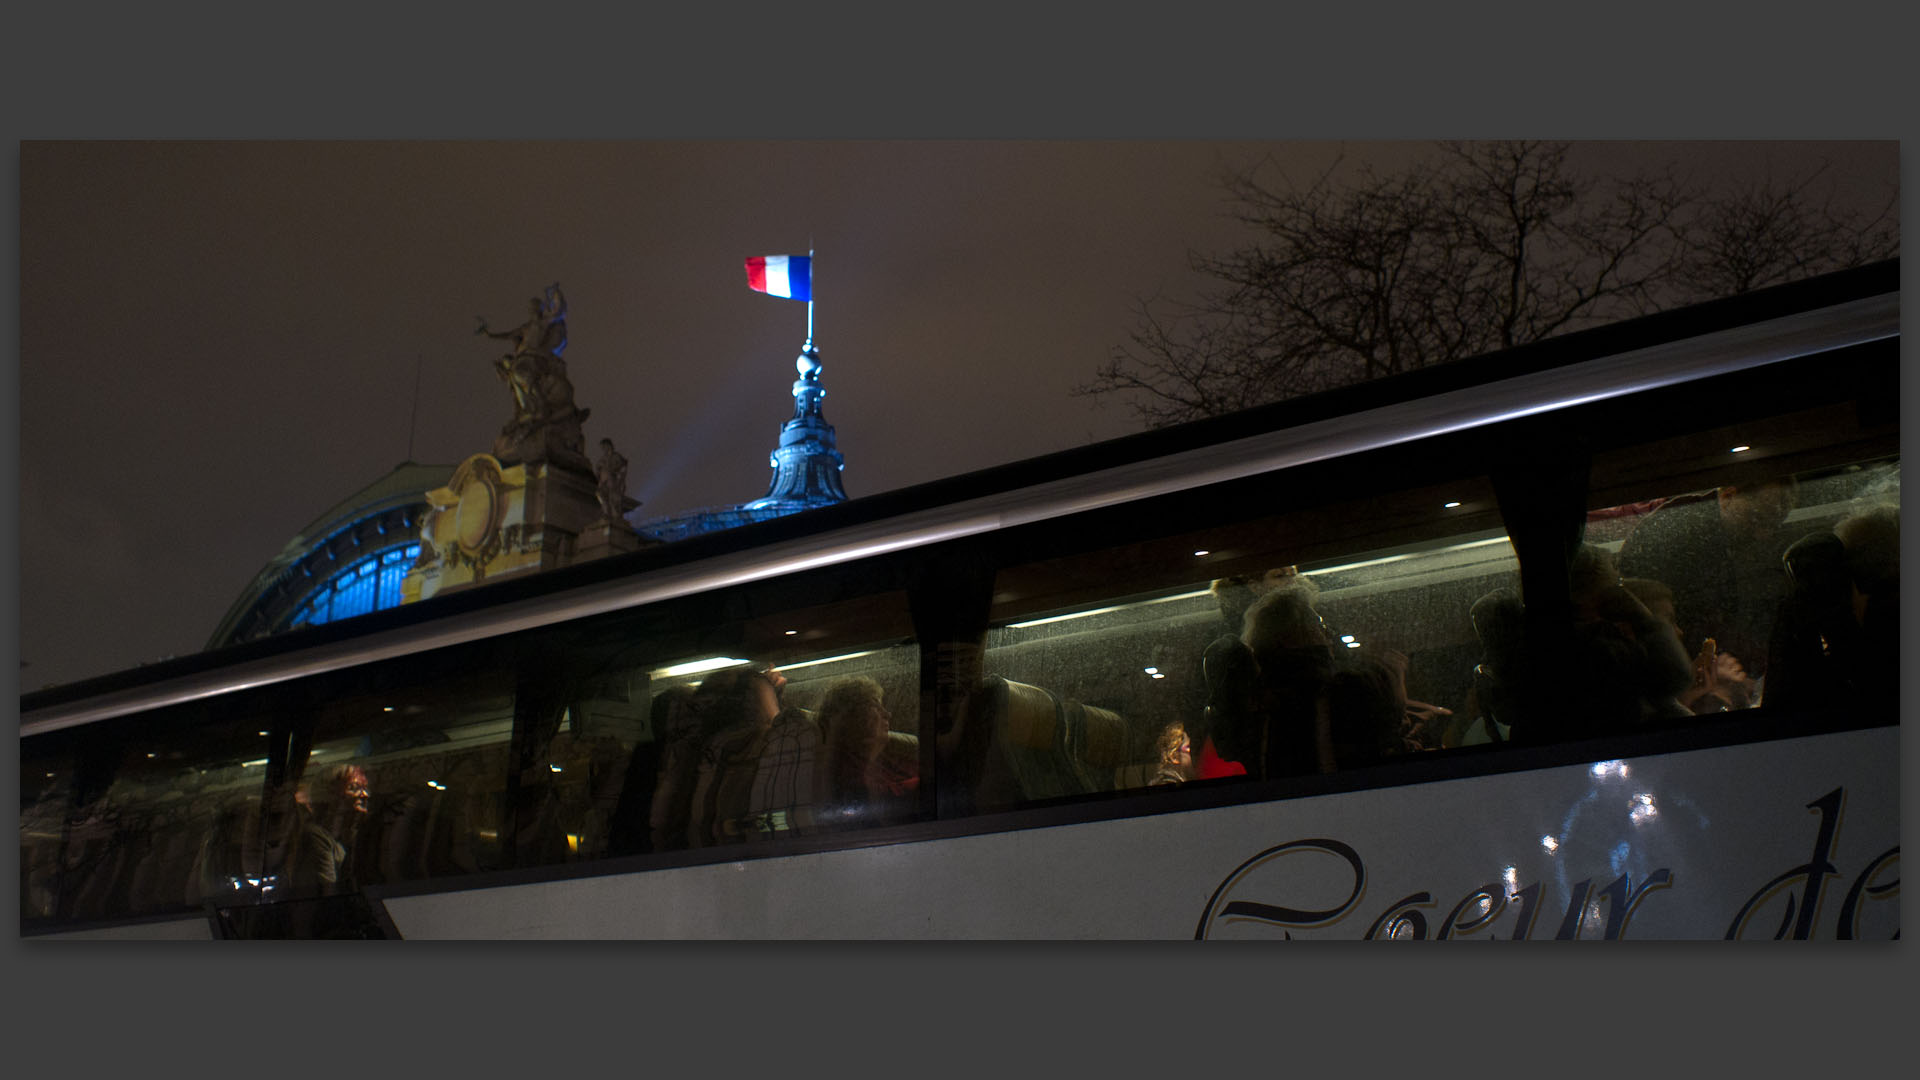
[476, 282, 590, 468]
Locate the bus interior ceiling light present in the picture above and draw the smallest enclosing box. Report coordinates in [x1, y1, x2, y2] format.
[1305, 535, 1512, 577]
[776, 649, 879, 672]
[652, 656, 752, 679]
[1006, 589, 1212, 630]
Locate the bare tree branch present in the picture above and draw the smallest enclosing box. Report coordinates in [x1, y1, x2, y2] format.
[1079, 142, 1899, 427]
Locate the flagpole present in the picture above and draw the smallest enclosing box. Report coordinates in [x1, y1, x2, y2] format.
[806, 245, 815, 350]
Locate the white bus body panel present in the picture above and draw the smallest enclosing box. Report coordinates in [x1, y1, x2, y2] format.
[385, 727, 1898, 940]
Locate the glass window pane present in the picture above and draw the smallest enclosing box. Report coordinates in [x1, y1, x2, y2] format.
[47, 701, 273, 922]
[21, 744, 75, 922]
[975, 475, 1511, 810]
[233, 581, 924, 900]
[559, 588, 922, 861]
[267, 653, 518, 904]
[1588, 399, 1898, 723]
[331, 558, 376, 621]
[376, 551, 410, 610]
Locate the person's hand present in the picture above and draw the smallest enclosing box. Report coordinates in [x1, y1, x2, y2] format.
[1679, 638, 1740, 713]
[1401, 700, 1451, 751]
[1690, 638, 1721, 692]
[1713, 652, 1748, 684]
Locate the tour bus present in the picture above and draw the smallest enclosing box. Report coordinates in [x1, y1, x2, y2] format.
[20, 262, 1900, 940]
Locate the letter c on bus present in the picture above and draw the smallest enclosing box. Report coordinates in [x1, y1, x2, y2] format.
[1194, 838, 1366, 940]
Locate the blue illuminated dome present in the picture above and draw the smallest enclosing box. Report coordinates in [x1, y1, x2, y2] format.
[207, 461, 453, 648]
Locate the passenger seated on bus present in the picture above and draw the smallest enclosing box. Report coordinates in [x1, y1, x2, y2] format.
[1559, 547, 1694, 736]
[1617, 476, 1803, 686]
[818, 676, 918, 826]
[1212, 565, 1449, 758]
[1236, 577, 1337, 776]
[1227, 574, 1427, 774]
[1209, 570, 1277, 637]
[1196, 634, 1256, 779]
[1765, 504, 1899, 718]
[1202, 578, 1350, 777]
[1622, 577, 1754, 714]
[1211, 566, 1328, 638]
[1831, 503, 1899, 715]
[1835, 503, 1898, 615]
[286, 764, 371, 896]
[1198, 575, 1263, 775]
[746, 700, 826, 838]
[1445, 587, 1520, 746]
[1325, 649, 1414, 769]
[1115, 721, 1193, 788]
[684, 665, 786, 847]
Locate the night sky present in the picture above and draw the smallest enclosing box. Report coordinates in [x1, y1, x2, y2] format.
[17, 140, 1897, 690]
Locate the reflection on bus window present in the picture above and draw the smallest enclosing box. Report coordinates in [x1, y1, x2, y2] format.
[968, 477, 1515, 811]
[34, 701, 280, 923]
[500, 586, 927, 863]
[639, 644, 921, 850]
[273, 665, 516, 901]
[1594, 454, 1898, 725]
[21, 748, 73, 920]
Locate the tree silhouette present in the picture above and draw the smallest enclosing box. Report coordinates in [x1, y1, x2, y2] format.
[1082, 142, 1897, 426]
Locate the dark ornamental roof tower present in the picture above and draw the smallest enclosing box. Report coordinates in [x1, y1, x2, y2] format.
[632, 337, 853, 543]
[746, 343, 847, 510]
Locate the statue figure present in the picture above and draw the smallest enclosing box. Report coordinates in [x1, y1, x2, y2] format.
[475, 283, 590, 467]
[594, 438, 632, 522]
[476, 283, 580, 429]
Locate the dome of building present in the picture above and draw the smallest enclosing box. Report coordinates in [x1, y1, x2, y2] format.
[206, 461, 454, 649]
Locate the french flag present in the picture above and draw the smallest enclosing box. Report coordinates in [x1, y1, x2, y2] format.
[745, 254, 811, 301]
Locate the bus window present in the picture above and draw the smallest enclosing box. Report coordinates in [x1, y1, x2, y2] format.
[34, 698, 276, 923]
[971, 475, 1513, 809]
[524, 586, 922, 861]
[261, 657, 518, 904]
[643, 641, 922, 842]
[1587, 397, 1898, 727]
